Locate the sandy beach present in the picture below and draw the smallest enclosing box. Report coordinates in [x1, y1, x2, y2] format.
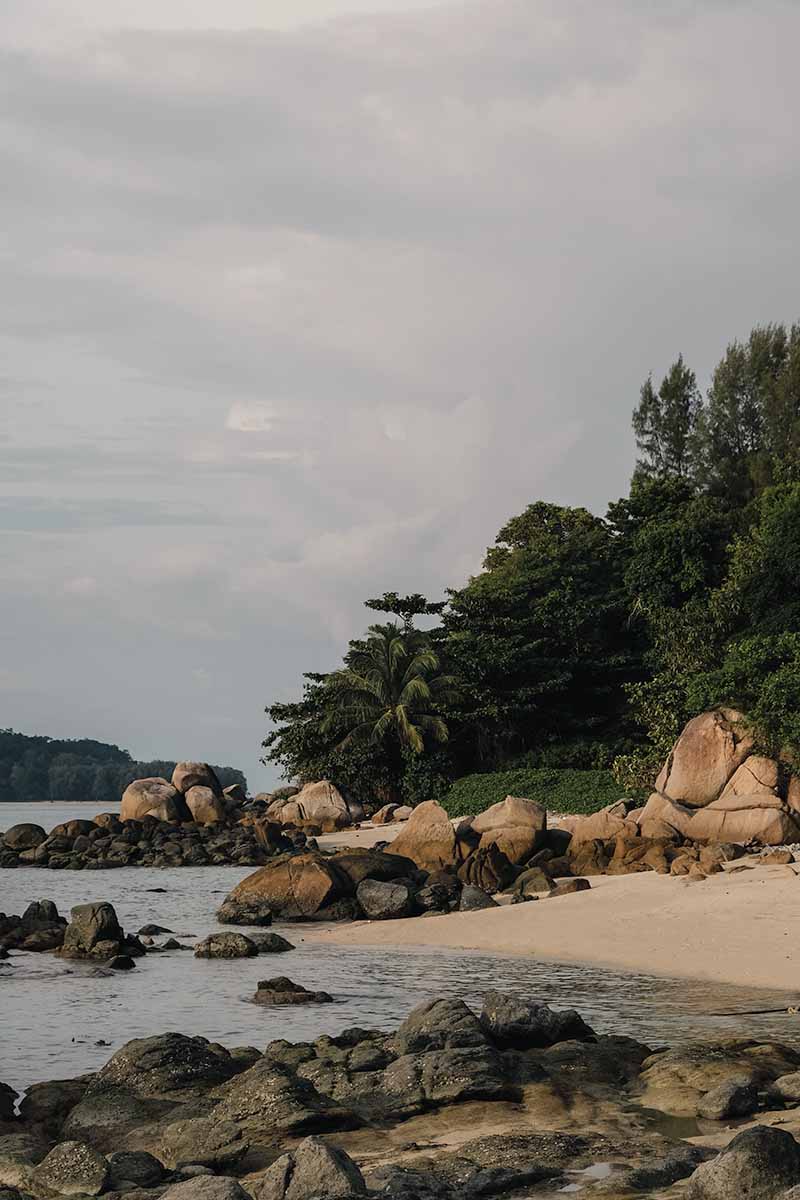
[314, 824, 800, 990]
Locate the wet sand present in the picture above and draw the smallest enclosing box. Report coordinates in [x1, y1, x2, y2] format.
[312, 825, 800, 991]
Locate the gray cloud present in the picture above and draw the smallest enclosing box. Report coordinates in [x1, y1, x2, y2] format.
[2, 0, 799, 787]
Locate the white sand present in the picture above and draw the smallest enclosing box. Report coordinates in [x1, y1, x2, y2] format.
[305, 845, 800, 990]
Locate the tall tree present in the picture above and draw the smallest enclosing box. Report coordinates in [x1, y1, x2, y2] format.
[632, 356, 701, 481]
[444, 502, 643, 771]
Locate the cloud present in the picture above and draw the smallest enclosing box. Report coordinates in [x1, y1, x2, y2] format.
[3, 0, 799, 787]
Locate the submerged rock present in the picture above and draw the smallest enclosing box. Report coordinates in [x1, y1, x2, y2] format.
[252, 977, 333, 1006]
[194, 933, 258, 959]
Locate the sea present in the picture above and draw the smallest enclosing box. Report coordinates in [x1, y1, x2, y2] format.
[2, 801, 800, 1096]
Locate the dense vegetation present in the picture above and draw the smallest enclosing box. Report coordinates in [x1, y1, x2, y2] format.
[0, 729, 247, 805]
[264, 322, 800, 808]
[440, 769, 627, 819]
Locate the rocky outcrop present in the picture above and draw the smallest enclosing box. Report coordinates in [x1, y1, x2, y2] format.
[58, 903, 145, 962]
[171, 762, 224, 797]
[120, 779, 188, 823]
[387, 801, 460, 873]
[0, 900, 66, 952]
[267, 781, 361, 832]
[2, 824, 46, 852]
[0, 813, 290, 871]
[184, 787, 227, 826]
[248, 1135, 365, 1200]
[219, 848, 420, 922]
[471, 796, 547, 864]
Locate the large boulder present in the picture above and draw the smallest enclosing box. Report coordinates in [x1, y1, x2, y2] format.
[276, 781, 359, 832]
[58, 903, 142, 961]
[184, 786, 227, 825]
[31, 1141, 109, 1196]
[387, 801, 459, 873]
[479, 991, 595, 1049]
[568, 800, 637, 845]
[120, 778, 188, 823]
[471, 796, 547, 864]
[86, 1032, 241, 1100]
[657, 709, 753, 806]
[2, 824, 46, 851]
[636, 793, 695, 839]
[330, 849, 418, 888]
[687, 804, 800, 846]
[221, 853, 350, 919]
[248, 1135, 366, 1200]
[171, 762, 223, 797]
[686, 1126, 800, 1199]
[356, 878, 415, 920]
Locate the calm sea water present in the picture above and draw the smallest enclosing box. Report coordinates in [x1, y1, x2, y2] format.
[3, 802, 800, 1099]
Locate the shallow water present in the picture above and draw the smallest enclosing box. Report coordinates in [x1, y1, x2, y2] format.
[4, 800, 800, 1101]
[4, 860, 800, 1097]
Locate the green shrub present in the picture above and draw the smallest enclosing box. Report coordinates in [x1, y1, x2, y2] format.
[440, 768, 634, 819]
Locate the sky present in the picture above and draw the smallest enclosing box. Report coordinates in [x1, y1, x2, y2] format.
[2, 0, 799, 790]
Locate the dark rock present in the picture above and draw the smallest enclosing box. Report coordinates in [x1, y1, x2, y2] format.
[506, 866, 554, 898]
[18, 1076, 91, 1136]
[698, 1076, 760, 1120]
[480, 991, 596, 1049]
[548, 877, 591, 897]
[109, 955, 136, 970]
[107, 1150, 166, 1189]
[457, 844, 516, 893]
[31, 1139, 109, 1196]
[686, 1126, 800, 1198]
[331, 850, 418, 888]
[214, 1056, 357, 1133]
[2, 825, 46, 851]
[248, 1135, 366, 1199]
[355, 878, 415, 920]
[394, 998, 487, 1055]
[194, 933, 258, 959]
[458, 885, 498, 911]
[86, 1032, 242, 1099]
[138, 925, 174, 936]
[250, 932, 295, 953]
[59, 902, 144, 961]
[0, 1082, 17, 1122]
[161, 1178, 250, 1200]
[153, 1116, 248, 1170]
[415, 883, 453, 913]
[253, 977, 333, 1006]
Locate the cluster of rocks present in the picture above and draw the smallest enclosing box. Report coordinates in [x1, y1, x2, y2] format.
[0, 813, 299, 872]
[121, 763, 246, 826]
[6, 993, 800, 1199]
[1, 901, 144, 968]
[217, 797, 580, 925]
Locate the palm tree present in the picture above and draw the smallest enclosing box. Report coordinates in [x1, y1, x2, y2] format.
[322, 622, 458, 758]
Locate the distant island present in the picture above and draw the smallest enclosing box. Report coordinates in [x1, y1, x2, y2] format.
[0, 728, 246, 805]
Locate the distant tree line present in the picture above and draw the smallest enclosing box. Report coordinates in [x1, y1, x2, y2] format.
[264, 322, 800, 804]
[0, 729, 247, 804]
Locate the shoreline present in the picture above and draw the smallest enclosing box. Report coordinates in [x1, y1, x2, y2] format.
[303, 864, 800, 992]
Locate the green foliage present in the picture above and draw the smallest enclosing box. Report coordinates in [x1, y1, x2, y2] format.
[0, 729, 246, 804]
[440, 768, 630, 819]
[688, 634, 800, 760]
[324, 622, 457, 757]
[632, 356, 701, 480]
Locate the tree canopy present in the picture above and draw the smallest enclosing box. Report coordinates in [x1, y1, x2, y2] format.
[264, 320, 800, 804]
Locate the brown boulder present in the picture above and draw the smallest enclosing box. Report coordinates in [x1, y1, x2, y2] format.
[278, 780, 357, 831]
[636, 793, 695, 839]
[224, 853, 349, 918]
[329, 849, 418, 888]
[568, 801, 637, 845]
[371, 804, 399, 825]
[718, 755, 780, 802]
[656, 708, 752, 806]
[171, 762, 223, 796]
[567, 839, 612, 876]
[185, 786, 227, 825]
[120, 778, 188, 823]
[687, 805, 800, 845]
[457, 844, 516, 893]
[471, 795, 546, 864]
[387, 801, 460, 872]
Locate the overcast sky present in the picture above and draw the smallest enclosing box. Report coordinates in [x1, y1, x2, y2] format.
[2, 0, 798, 790]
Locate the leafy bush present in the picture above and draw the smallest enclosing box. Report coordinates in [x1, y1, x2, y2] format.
[440, 768, 634, 819]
